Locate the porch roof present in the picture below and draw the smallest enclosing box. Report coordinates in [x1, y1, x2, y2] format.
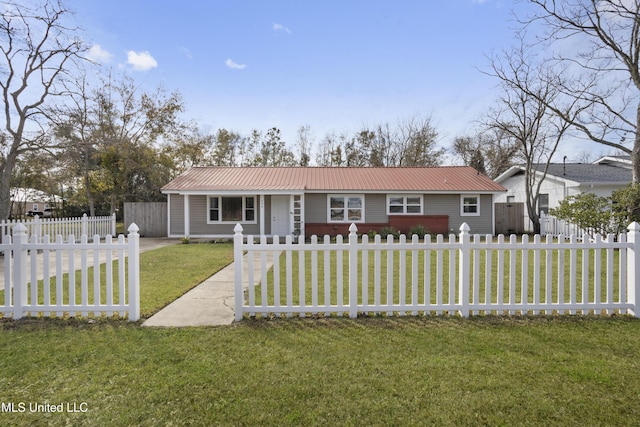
[162, 166, 506, 193]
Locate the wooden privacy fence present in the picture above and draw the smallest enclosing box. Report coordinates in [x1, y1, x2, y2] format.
[233, 222, 640, 320]
[0, 214, 116, 242]
[0, 223, 140, 321]
[124, 202, 167, 237]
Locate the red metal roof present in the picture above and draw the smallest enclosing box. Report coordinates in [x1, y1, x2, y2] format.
[161, 166, 506, 193]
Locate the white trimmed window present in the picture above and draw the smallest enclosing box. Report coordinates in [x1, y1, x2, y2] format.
[461, 195, 480, 216]
[538, 194, 549, 215]
[328, 195, 364, 223]
[208, 196, 256, 223]
[387, 195, 423, 215]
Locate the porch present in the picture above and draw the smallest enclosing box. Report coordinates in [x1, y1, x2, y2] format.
[168, 193, 305, 239]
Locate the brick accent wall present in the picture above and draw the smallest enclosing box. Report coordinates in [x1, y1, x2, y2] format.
[389, 215, 449, 235]
[305, 215, 449, 237]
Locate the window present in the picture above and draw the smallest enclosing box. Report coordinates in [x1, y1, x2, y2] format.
[328, 195, 364, 223]
[208, 196, 256, 223]
[538, 194, 549, 215]
[461, 195, 480, 216]
[387, 195, 423, 215]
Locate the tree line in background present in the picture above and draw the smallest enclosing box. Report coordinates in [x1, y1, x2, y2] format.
[2, 0, 640, 227]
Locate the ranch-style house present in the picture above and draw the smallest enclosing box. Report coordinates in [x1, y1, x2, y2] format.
[161, 166, 506, 239]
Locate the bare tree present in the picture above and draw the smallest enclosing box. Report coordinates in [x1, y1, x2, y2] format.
[452, 129, 520, 179]
[523, 0, 640, 182]
[295, 124, 313, 166]
[245, 127, 296, 166]
[484, 37, 573, 233]
[395, 115, 443, 166]
[0, 0, 86, 219]
[53, 71, 99, 215]
[315, 132, 347, 166]
[354, 116, 443, 167]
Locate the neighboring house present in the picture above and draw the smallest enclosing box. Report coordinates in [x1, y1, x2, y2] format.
[161, 166, 506, 238]
[9, 187, 61, 218]
[494, 156, 632, 218]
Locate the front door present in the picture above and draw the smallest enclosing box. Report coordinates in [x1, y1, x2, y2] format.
[271, 195, 290, 236]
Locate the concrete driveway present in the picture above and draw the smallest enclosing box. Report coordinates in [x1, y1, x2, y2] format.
[0, 238, 179, 291]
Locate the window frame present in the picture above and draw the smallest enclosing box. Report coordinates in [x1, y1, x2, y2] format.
[460, 194, 481, 217]
[538, 193, 549, 215]
[327, 194, 365, 223]
[386, 194, 423, 215]
[207, 195, 257, 224]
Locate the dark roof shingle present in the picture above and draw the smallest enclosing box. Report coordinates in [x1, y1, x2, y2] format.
[536, 163, 631, 184]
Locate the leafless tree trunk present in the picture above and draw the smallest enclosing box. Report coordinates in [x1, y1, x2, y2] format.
[0, 0, 86, 220]
[484, 36, 572, 233]
[523, 0, 640, 183]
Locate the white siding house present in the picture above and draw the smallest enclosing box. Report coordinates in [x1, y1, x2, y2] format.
[494, 156, 632, 230]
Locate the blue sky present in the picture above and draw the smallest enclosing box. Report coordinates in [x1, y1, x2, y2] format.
[70, 0, 581, 163]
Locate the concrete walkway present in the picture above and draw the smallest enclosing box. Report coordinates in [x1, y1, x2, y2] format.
[143, 252, 275, 327]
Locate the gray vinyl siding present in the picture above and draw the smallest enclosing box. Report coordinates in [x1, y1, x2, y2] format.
[305, 193, 388, 224]
[169, 194, 184, 235]
[264, 195, 273, 235]
[170, 192, 495, 236]
[170, 194, 262, 236]
[305, 193, 327, 223]
[425, 194, 493, 234]
[365, 194, 387, 223]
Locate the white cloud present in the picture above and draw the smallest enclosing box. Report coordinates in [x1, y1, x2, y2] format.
[87, 44, 113, 63]
[126, 51, 158, 71]
[179, 46, 193, 59]
[273, 22, 292, 34]
[225, 58, 246, 70]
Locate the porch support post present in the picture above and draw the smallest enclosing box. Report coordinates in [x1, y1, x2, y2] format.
[183, 194, 190, 238]
[300, 193, 305, 240]
[259, 194, 265, 236]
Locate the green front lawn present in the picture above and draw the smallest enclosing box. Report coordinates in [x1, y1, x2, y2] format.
[138, 242, 233, 317]
[1, 316, 640, 426]
[255, 245, 625, 314]
[0, 242, 234, 319]
[2, 243, 640, 425]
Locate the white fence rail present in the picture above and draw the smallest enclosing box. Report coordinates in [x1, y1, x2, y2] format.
[540, 212, 590, 239]
[233, 222, 640, 320]
[0, 223, 140, 321]
[0, 213, 116, 242]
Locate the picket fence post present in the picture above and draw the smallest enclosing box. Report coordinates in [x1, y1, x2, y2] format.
[458, 223, 471, 318]
[81, 213, 88, 237]
[111, 213, 117, 236]
[33, 215, 42, 243]
[348, 223, 359, 319]
[234, 223, 244, 321]
[127, 223, 140, 321]
[626, 222, 640, 317]
[12, 223, 28, 319]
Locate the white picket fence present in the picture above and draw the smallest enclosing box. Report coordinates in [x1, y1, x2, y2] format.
[0, 223, 140, 321]
[0, 213, 116, 242]
[540, 212, 591, 239]
[233, 222, 640, 320]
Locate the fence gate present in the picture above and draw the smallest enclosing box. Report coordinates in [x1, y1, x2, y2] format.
[495, 202, 524, 235]
[124, 202, 167, 237]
